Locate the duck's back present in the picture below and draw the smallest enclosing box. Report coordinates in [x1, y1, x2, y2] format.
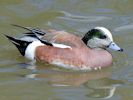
[42, 29, 85, 48]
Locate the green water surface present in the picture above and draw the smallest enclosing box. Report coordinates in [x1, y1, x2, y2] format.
[0, 0, 133, 100]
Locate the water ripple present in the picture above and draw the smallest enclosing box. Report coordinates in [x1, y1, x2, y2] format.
[114, 24, 133, 32]
[58, 11, 111, 22]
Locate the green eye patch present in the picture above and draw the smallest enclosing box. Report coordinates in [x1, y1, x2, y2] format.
[82, 29, 107, 45]
[89, 29, 107, 39]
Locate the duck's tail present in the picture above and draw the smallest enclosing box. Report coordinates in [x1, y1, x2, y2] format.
[11, 24, 46, 38]
[5, 35, 32, 56]
[5, 34, 53, 56]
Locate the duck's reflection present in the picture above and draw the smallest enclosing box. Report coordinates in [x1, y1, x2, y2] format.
[20, 63, 124, 99]
[26, 69, 110, 86]
[84, 78, 124, 99]
[24, 64, 111, 86]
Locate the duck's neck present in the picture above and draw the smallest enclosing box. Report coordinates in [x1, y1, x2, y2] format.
[82, 31, 91, 45]
[92, 48, 106, 51]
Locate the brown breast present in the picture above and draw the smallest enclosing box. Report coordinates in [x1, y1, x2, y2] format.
[35, 45, 112, 69]
[35, 46, 86, 67]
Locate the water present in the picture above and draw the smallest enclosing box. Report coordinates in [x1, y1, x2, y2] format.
[0, 0, 133, 100]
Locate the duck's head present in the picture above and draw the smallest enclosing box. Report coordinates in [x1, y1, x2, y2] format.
[82, 27, 123, 51]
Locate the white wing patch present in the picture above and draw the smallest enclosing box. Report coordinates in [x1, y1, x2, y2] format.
[52, 43, 72, 49]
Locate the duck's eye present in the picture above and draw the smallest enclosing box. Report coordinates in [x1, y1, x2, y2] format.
[99, 35, 107, 39]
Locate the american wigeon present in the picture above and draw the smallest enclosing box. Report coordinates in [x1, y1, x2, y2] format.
[5, 25, 123, 71]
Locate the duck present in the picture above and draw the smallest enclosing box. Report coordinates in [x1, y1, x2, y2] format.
[5, 25, 123, 71]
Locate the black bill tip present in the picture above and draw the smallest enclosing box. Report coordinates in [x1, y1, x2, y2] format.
[118, 48, 123, 52]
